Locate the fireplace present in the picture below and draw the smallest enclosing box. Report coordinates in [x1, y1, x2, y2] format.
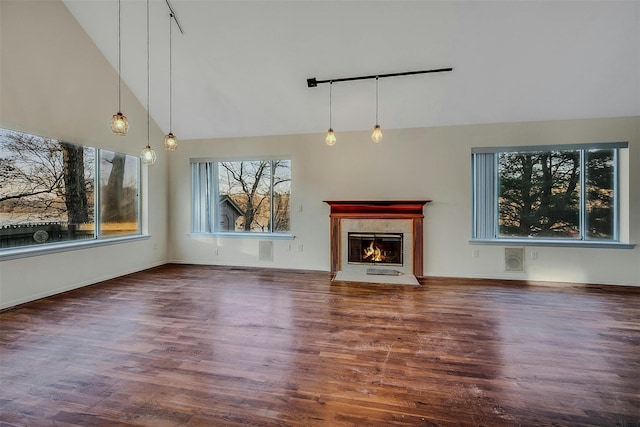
[324, 200, 431, 277]
[348, 233, 403, 266]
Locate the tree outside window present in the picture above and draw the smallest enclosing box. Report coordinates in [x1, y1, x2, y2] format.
[100, 151, 139, 237]
[498, 149, 614, 240]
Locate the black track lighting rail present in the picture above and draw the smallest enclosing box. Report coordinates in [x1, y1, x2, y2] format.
[307, 67, 453, 88]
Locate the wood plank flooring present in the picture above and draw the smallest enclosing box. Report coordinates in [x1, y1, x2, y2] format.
[1, 264, 639, 426]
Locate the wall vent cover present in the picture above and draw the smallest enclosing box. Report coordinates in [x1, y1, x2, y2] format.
[259, 240, 274, 262]
[504, 247, 524, 272]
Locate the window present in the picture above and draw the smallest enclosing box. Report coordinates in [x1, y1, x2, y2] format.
[472, 142, 627, 244]
[0, 128, 140, 250]
[99, 150, 139, 237]
[191, 159, 291, 235]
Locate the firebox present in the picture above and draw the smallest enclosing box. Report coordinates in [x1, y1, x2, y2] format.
[348, 233, 403, 266]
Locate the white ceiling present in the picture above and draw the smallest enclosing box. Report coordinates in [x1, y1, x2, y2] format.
[63, 0, 640, 141]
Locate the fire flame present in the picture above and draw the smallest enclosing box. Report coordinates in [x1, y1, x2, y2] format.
[363, 240, 387, 262]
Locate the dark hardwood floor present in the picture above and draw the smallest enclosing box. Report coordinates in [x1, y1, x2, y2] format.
[1, 264, 639, 426]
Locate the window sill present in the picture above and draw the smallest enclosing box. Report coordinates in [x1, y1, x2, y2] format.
[0, 234, 151, 261]
[469, 238, 635, 249]
[189, 232, 295, 240]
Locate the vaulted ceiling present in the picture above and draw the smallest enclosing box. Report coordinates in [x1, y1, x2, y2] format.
[63, 0, 640, 141]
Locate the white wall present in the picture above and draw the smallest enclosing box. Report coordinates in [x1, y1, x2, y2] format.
[0, 0, 169, 309]
[170, 117, 640, 286]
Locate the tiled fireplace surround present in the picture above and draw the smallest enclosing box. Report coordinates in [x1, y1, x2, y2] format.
[324, 200, 431, 277]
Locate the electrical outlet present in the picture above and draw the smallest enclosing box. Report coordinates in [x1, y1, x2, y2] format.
[297, 243, 303, 252]
[472, 249, 479, 258]
[531, 251, 538, 260]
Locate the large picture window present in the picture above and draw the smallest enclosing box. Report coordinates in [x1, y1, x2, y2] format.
[191, 159, 291, 234]
[0, 128, 140, 250]
[472, 142, 627, 244]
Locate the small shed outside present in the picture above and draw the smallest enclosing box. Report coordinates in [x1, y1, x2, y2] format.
[219, 196, 244, 231]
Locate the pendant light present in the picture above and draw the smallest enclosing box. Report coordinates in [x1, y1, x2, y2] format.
[309, 68, 453, 142]
[371, 76, 383, 143]
[325, 81, 336, 146]
[111, 0, 129, 135]
[141, 0, 156, 165]
[164, 13, 178, 151]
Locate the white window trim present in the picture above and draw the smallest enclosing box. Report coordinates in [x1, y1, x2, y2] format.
[469, 238, 634, 249]
[188, 232, 294, 240]
[0, 234, 151, 261]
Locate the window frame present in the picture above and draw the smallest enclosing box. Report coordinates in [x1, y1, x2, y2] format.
[190, 157, 293, 239]
[0, 129, 145, 260]
[471, 142, 634, 248]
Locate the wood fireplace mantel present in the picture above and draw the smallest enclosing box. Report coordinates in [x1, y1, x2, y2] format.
[324, 200, 431, 277]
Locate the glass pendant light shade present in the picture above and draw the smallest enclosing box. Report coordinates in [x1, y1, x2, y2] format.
[164, 132, 178, 151]
[371, 124, 383, 143]
[111, 112, 129, 135]
[325, 128, 336, 146]
[141, 145, 157, 165]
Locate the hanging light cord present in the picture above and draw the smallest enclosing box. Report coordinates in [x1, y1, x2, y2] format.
[375, 76, 379, 125]
[329, 81, 333, 129]
[146, 0, 150, 146]
[169, 13, 173, 133]
[117, 0, 122, 112]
